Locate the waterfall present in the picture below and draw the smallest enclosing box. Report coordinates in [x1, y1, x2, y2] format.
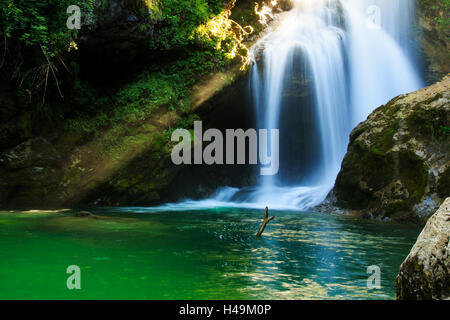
[171, 0, 423, 211]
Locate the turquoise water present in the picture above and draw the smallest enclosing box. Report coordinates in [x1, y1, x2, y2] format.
[0, 207, 420, 299]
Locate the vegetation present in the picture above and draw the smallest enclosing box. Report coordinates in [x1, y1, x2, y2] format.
[1, 0, 255, 135]
[418, 0, 450, 28]
[439, 126, 450, 136]
[0, 0, 96, 99]
[1, 0, 82, 56]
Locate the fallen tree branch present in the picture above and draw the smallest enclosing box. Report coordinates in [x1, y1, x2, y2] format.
[256, 206, 275, 237]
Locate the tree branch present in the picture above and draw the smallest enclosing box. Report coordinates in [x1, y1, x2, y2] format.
[256, 207, 275, 237]
[39, 43, 64, 99]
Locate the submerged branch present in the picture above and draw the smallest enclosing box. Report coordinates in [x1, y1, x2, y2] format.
[256, 207, 275, 237]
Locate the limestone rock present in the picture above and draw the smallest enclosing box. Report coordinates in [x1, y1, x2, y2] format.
[333, 75, 450, 223]
[74, 211, 94, 217]
[396, 197, 450, 300]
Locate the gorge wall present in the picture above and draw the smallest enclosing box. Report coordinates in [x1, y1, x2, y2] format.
[416, 0, 450, 84]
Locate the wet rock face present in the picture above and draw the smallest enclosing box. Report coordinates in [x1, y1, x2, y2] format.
[333, 75, 450, 223]
[416, 0, 450, 84]
[396, 197, 450, 300]
[0, 137, 63, 209]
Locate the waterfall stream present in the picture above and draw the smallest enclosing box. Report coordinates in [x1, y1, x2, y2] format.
[170, 0, 423, 211]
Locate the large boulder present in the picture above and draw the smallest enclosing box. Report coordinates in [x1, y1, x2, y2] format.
[396, 197, 450, 300]
[333, 75, 450, 223]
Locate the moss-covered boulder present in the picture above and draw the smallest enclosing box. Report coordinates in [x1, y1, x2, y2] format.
[334, 75, 450, 223]
[396, 197, 450, 300]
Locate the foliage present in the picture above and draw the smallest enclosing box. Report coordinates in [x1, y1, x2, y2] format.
[147, 0, 251, 68]
[65, 48, 225, 133]
[439, 126, 450, 136]
[0, 0, 95, 57]
[64, 0, 253, 134]
[0, 0, 97, 99]
[191, 5, 252, 69]
[148, 0, 223, 50]
[1, 0, 254, 136]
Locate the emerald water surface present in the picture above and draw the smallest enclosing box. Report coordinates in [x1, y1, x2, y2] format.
[0, 207, 419, 299]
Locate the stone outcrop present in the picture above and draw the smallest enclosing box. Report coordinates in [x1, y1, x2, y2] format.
[396, 197, 450, 300]
[0, 137, 63, 208]
[333, 75, 450, 223]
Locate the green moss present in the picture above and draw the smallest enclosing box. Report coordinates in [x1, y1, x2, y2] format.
[335, 141, 395, 209]
[406, 103, 449, 140]
[385, 104, 401, 117]
[398, 151, 428, 203]
[370, 122, 398, 155]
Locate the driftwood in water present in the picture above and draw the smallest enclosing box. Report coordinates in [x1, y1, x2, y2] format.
[256, 207, 275, 237]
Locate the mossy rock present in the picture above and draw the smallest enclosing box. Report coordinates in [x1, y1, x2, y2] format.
[334, 75, 450, 222]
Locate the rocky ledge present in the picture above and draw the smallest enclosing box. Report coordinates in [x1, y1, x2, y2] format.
[396, 197, 450, 300]
[333, 75, 449, 224]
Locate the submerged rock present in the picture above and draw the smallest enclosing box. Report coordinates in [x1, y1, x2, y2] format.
[73, 211, 109, 220]
[74, 211, 95, 218]
[333, 75, 450, 223]
[396, 197, 450, 300]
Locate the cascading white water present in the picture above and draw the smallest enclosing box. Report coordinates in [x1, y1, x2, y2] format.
[344, 0, 422, 124]
[245, 0, 353, 208]
[164, 0, 424, 211]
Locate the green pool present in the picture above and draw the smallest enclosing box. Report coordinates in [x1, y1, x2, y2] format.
[0, 207, 420, 299]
